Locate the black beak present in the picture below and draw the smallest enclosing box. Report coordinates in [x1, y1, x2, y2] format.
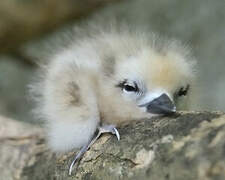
[140, 93, 176, 115]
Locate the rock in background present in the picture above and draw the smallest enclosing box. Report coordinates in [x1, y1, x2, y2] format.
[0, 0, 225, 123]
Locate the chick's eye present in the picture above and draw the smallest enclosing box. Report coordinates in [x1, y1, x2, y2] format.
[123, 84, 137, 92]
[177, 85, 190, 96]
[116, 80, 139, 93]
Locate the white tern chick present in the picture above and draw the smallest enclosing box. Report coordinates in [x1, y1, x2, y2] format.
[30, 25, 196, 174]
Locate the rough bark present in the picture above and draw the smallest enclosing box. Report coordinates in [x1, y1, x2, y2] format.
[1, 112, 225, 180]
[0, 0, 123, 53]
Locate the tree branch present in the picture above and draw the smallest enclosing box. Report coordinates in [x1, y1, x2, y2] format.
[1, 112, 225, 180]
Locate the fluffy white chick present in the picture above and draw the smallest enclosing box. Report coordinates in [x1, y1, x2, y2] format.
[30, 24, 196, 173]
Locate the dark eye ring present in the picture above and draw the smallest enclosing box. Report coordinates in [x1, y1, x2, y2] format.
[177, 85, 190, 96]
[124, 84, 137, 92]
[116, 80, 139, 93]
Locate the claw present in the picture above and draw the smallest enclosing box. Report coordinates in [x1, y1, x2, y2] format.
[113, 127, 120, 141]
[68, 142, 91, 175]
[99, 125, 120, 141]
[69, 157, 77, 175]
[68, 132, 101, 175]
[68, 124, 120, 175]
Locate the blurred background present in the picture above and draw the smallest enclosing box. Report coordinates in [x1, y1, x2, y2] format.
[0, 0, 224, 123]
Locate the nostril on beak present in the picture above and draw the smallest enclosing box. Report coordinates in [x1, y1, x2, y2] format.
[146, 93, 176, 115]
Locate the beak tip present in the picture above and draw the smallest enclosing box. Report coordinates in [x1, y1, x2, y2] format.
[144, 93, 176, 115]
[168, 108, 177, 115]
[172, 107, 176, 112]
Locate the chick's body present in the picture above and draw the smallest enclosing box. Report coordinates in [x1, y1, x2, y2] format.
[32, 27, 196, 152]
